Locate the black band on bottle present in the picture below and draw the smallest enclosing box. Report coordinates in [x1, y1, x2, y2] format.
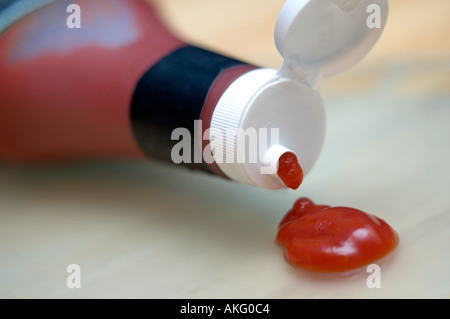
[130, 45, 247, 172]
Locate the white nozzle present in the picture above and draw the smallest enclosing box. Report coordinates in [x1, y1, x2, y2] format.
[209, 69, 326, 190]
[261, 144, 292, 174]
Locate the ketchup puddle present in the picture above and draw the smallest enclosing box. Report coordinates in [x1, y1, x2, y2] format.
[276, 156, 399, 273]
[276, 198, 399, 273]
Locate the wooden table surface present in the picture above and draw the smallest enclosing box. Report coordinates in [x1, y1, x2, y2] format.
[0, 0, 449, 298]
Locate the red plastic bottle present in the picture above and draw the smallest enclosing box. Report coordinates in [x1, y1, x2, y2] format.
[0, 0, 250, 173]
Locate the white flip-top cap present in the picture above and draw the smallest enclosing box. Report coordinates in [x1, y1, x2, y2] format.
[209, 0, 389, 189]
[275, 0, 389, 77]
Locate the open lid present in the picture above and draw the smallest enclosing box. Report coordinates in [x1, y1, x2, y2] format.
[275, 0, 389, 77]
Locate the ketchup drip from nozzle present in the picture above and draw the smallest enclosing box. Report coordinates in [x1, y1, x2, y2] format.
[277, 152, 303, 190]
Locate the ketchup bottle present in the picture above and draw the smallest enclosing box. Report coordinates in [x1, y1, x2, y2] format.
[0, 0, 388, 189]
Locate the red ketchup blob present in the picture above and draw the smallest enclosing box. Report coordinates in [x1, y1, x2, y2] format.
[276, 198, 399, 273]
[277, 152, 303, 190]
